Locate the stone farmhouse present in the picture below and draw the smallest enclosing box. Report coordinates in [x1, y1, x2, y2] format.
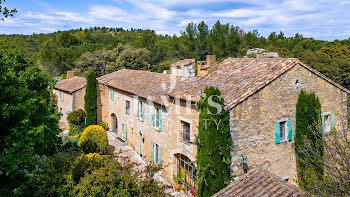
[54, 55, 349, 194]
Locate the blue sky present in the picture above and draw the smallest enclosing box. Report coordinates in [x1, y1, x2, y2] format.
[1, 0, 350, 40]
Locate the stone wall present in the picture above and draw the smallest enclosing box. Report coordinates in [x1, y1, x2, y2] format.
[53, 89, 73, 130]
[97, 83, 199, 184]
[230, 63, 348, 184]
[72, 87, 85, 110]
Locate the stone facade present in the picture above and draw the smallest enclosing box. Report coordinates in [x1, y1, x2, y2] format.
[97, 83, 199, 184]
[230, 63, 348, 184]
[53, 88, 85, 129]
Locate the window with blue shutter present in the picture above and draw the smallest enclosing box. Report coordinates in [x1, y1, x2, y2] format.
[151, 107, 155, 127]
[158, 108, 162, 132]
[331, 114, 335, 129]
[287, 120, 293, 141]
[60, 91, 64, 101]
[110, 89, 114, 101]
[137, 101, 139, 118]
[157, 145, 162, 165]
[141, 102, 145, 121]
[123, 123, 127, 139]
[151, 141, 154, 162]
[274, 122, 280, 144]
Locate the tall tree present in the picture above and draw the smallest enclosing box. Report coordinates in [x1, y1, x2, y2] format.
[0, 41, 61, 192]
[207, 21, 229, 58]
[196, 87, 232, 197]
[197, 21, 209, 59]
[84, 71, 97, 126]
[295, 90, 323, 189]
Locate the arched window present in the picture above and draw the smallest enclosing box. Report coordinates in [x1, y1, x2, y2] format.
[175, 154, 197, 192]
[111, 113, 118, 132]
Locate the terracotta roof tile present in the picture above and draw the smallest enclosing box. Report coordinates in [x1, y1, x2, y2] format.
[213, 169, 304, 197]
[97, 69, 183, 105]
[168, 58, 350, 110]
[54, 76, 86, 94]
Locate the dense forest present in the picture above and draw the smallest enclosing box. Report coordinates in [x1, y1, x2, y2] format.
[2, 21, 350, 88]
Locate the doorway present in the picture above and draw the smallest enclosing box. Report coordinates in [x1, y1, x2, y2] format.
[111, 113, 118, 133]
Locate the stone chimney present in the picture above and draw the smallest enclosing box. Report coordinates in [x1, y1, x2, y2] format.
[197, 55, 218, 76]
[67, 71, 74, 79]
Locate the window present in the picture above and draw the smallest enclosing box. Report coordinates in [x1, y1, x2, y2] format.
[151, 142, 161, 165]
[323, 114, 334, 134]
[122, 123, 127, 139]
[152, 107, 162, 131]
[181, 121, 191, 142]
[110, 89, 114, 101]
[279, 121, 286, 141]
[156, 108, 160, 127]
[175, 154, 197, 192]
[274, 119, 292, 144]
[138, 101, 145, 121]
[125, 100, 130, 115]
[60, 91, 64, 102]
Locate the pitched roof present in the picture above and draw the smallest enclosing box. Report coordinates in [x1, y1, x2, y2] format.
[97, 69, 184, 105]
[172, 59, 195, 67]
[54, 76, 86, 94]
[168, 58, 350, 110]
[213, 168, 304, 197]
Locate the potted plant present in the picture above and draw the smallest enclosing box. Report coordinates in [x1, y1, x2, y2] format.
[173, 173, 184, 192]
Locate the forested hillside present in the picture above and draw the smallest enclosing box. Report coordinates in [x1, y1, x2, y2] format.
[2, 21, 350, 89]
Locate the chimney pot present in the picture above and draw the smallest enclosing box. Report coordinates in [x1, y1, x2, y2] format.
[67, 71, 74, 79]
[206, 55, 216, 66]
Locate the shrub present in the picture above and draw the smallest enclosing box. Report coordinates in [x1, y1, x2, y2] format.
[196, 87, 232, 197]
[84, 71, 97, 126]
[67, 109, 86, 125]
[98, 121, 108, 130]
[69, 124, 84, 136]
[80, 125, 109, 154]
[61, 139, 80, 151]
[71, 153, 103, 183]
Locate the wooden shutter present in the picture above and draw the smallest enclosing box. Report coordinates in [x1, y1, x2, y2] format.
[110, 90, 114, 101]
[151, 141, 154, 162]
[137, 101, 139, 118]
[322, 115, 325, 131]
[158, 108, 162, 132]
[274, 122, 280, 144]
[124, 124, 127, 139]
[60, 91, 63, 101]
[152, 107, 155, 127]
[287, 120, 293, 141]
[331, 114, 335, 129]
[141, 102, 145, 121]
[157, 146, 162, 165]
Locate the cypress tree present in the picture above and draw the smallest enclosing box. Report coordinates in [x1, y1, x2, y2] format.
[196, 87, 232, 197]
[295, 90, 323, 188]
[84, 71, 97, 126]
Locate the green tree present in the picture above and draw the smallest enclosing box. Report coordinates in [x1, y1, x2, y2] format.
[197, 21, 209, 59]
[0, 0, 17, 21]
[207, 21, 229, 58]
[295, 90, 323, 189]
[196, 87, 232, 197]
[84, 71, 97, 126]
[0, 41, 61, 194]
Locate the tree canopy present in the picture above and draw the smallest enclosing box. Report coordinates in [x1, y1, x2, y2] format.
[0, 41, 61, 189]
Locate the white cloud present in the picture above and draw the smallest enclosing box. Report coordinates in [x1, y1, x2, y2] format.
[88, 5, 128, 19]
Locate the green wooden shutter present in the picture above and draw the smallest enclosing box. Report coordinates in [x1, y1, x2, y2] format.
[84, 117, 86, 125]
[137, 101, 139, 118]
[110, 90, 114, 101]
[287, 120, 293, 141]
[124, 124, 127, 139]
[157, 146, 162, 165]
[60, 91, 63, 101]
[158, 108, 162, 132]
[322, 115, 325, 131]
[331, 114, 335, 129]
[151, 107, 155, 127]
[274, 122, 280, 144]
[151, 142, 154, 162]
[141, 102, 145, 121]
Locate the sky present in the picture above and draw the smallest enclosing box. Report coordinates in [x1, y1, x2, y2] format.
[1, 0, 350, 40]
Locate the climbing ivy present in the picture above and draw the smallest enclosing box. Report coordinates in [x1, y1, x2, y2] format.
[196, 87, 232, 197]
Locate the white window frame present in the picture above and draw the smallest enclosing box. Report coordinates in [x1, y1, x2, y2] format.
[278, 118, 288, 143]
